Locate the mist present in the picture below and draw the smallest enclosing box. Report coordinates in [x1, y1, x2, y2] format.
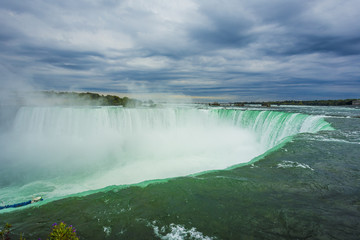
[0, 106, 263, 203]
[0, 104, 332, 206]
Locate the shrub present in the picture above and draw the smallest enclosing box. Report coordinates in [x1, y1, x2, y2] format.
[48, 222, 79, 240]
[1, 222, 79, 240]
[0, 223, 12, 240]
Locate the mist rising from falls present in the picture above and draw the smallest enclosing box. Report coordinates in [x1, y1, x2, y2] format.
[0, 106, 332, 203]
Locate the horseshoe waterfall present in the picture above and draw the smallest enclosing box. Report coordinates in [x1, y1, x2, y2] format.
[1, 105, 359, 240]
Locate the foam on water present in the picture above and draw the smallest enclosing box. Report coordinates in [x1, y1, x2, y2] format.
[149, 222, 215, 240]
[276, 161, 314, 170]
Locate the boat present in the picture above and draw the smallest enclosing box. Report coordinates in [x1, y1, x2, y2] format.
[0, 197, 43, 210]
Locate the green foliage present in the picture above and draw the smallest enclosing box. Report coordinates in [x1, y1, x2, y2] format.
[0, 223, 12, 240]
[42, 91, 144, 107]
[1, 222, 79, 240]
[48, 222, 79, 240]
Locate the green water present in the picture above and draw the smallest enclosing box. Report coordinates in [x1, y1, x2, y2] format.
[1, 105, 359, 239]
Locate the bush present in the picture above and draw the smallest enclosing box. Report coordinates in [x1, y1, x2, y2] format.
[0, 223, 12, 240]
[1, 222, 79, 240]
[48, 222, 79, 240]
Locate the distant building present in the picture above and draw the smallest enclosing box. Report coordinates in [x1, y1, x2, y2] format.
[352, 100, 360, 105]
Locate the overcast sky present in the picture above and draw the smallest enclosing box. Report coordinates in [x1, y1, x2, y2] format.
[1, 0, 360, 101]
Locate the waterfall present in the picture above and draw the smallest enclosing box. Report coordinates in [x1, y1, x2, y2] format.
[0, 106, 333, 203]
[211, 109, 333, 149]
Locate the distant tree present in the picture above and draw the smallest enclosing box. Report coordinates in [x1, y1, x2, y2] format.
[209, 102, 220, 106]
[40, 91, 143, 107]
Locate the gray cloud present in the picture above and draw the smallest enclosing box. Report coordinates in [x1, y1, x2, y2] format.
[0, 0, 359, 102]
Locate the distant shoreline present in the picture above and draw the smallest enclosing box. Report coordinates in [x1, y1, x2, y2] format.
[2, 90, 359, 107]
[210, 99, 360, 107]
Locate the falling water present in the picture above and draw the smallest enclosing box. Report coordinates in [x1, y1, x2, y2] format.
[0, 106, 332, 204]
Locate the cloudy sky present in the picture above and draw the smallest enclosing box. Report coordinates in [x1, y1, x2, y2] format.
[0, 0, 360, 101]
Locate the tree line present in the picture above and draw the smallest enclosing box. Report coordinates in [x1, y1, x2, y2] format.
[232, 99, 359, 106]
[42, 91, 142, 107]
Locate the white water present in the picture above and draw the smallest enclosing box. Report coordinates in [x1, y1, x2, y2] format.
[0, 106, 332, 204]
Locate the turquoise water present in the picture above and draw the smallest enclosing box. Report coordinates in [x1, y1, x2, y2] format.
[0, 105, 359, 239]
